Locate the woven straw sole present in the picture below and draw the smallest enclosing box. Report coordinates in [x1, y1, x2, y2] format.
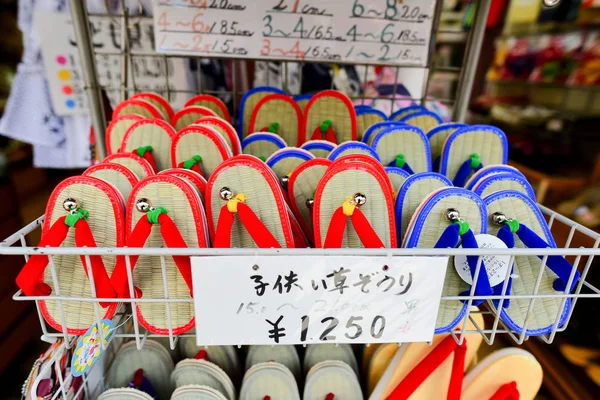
[104, 153, 155, 179]
[390, 106, 426, 122]
[397, 174, 452, 244]
[107, 340, 175, 400]
[246, 345, 301, 383]
[267, 148, 314, 179]
[194, 117, 241, 155]
[98, 388, 154, 400]
[242, 135, 286, 160]
[171, 385, 228, 400]
[400, 113, 441, 133]
[171, 126, 232, 178]
[159, 169, 208, 205]
[288, 160, 331, 240]
[83, 163, 139, 202]
[371, 313, 484, 400]
[473, 174, 535, 200]
[172, 107, 217, 131]
[440, 126, 507, 184]
[241, 90, 283, 139]
[427, 123, 466, 168]
[121, 119, 176, 171]
[304, 343, 359, 377]
[386, 168, 410, 196]
[240, 362, 301, 400]
[461, 348, 542, 400]
[364, 122, 404, 146]
[185, 95, 230, 122]
[113, 99, 163, 120]
[300, 140, 335, 158]
[314, 162, 396, 248]
[465, 165, 524, 190]
[357, 113, 386, 141]
[303, 90, 356, 143]
[403, 188, 486, 332]
[372, 127, 431, 172]
[171, 359, 235, 400]
[249, 94, 303, 147]
[132, 92, 174, 120]
[304, 361, 361, 400]
[106, 115, 143, 155]
[484, 191, 569, 334]
[128, 175, 208, 335]
[40, 177, 123, 334]
[328, 141, 380, 162]
[206, 156, 294, 248]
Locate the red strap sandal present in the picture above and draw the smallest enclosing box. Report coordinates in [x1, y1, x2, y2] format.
[177, 154, 205, 177]
[133, 146, 158, 173]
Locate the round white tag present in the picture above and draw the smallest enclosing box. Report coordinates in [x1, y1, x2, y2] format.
[454, 234, 512, 287]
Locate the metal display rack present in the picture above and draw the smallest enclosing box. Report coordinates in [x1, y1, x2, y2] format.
[7, 1, 600, 399]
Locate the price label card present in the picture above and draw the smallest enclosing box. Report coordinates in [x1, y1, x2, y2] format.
[191, 256, 447, 345]
[154, 0, 436, 66]
[35, 11, 191, 116]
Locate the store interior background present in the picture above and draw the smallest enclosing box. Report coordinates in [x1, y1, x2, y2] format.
[0, 0, 599, 398]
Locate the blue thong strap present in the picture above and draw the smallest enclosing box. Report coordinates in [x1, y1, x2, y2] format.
[388, 153, 415, 175]
[453, 153, 483, 187]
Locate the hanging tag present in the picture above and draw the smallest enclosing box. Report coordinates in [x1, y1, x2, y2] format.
[71, 320, 114, 377]
[454, 234, 512, 287]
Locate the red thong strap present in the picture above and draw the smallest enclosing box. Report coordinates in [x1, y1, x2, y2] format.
[489, 381, 520, 400]
[15, 210, 116, 307]
[325, 393, 335, 400]
[323, 198, 384, 248]
[178, 154, 204, 176]
[134, 146, 158, 172]
[110, 207, 193, 298]
[310, 120, 337, 144]
[213, 193, 281, 248]
[386, 336, 467, 400]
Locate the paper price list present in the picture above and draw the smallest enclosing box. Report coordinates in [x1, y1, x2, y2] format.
[154, 0, 435, 66]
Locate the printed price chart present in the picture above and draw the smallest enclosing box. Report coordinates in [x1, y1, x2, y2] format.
[154, 0, 436, 66]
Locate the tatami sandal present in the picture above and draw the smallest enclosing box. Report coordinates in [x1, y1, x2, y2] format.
[248, 93, 304, 147]
[483, 190, 579, 335]
[241, 133, 287, 162]
[301, 140, 336, 158]
[238, 86, 286, 140]
[110, 175, 209, 335]
[194, 116, 242, 155]
[113, 98, 164, 120]
[440, 125, 508, 188]
[327, 141, 380, 162]
[240, 362, 301, 400]
[389, 105, 428, 122]
[120, 118, 177, 172]
[287, 158, 332, 242]
[356, 107, 387, 141]
[185, 94, 231, 122]
[465, 165, 527, 191]
[131, 92, 175, 120]
[304, 360, 362, 400]
[398, 110, 442, 133]
[106, 115, 143, 155]
[363, 121, 405, 146]
[15, 176, 124, 334]
[313, 159, 396, 248]
[107, 340, 175, 400]
[427, 123, 467, 172]
[266, 148, 315, 185]
[82, 162, 140, 202]
[172, 385, 228, 400]
[461, 348, 542, 400]
[179, 337, 240, 383]
[159, 168, 208, 202]
[104, 152, 156, 179]
[171, 359, 235, 400]
[206, 155, 295, 248]
[472, 172, 536, 200]
[172, 106, 217, 131]
[98, 388, 154, 400]
[302, 90, 357, 144]
[245, 345, 302, 383]
[371, 126, 431, 174]
[171, 125, 233, 178]
[370, 314, 484, 400]
[304, 344, 359, 377]
[403, 188, 490, 333]
[395, 172, 453, 244]
[385, 167, 411, 197]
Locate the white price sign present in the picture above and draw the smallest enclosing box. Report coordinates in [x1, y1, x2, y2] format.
[154, 0, 436, 66]
[191, 256, 447, 345]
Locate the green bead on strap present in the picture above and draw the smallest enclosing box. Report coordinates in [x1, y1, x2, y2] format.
[267, 122, 280, 133]
[470, 153, 481, 169]
[136, 145, 154, 157]
[320, 119, 332, 133]
[452, 219, 470, 236]
[183, 155, 202, 170]
[258, 156, 266, 162]
[65, 208, 89, 228]
[395, 154, 406, 168]
[147, 207, 168, 225]
[505, 218, 520, 233]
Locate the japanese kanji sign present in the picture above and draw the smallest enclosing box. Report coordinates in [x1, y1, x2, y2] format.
[191, 256, 448, 345]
